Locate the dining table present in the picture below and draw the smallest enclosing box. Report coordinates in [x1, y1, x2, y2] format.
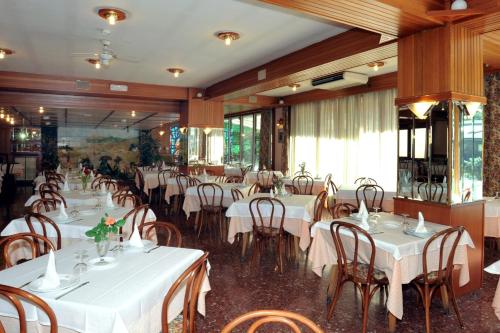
[280, 176, 325, 195]
[226, 193, 316, 257]
[164, 175, 218, 204]
[0, 240, 211, 333]
[25, 189, 116, 208]
[334, 184, 397, 212]
[34, 174, 84, 191]
[243, 170, 284, 185]
[224, 166, 243, 177]
[308, 212, 474, 332]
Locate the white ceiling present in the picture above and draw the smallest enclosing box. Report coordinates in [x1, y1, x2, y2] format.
[258, 56, 398, 97]
[0, 0, 347, 88]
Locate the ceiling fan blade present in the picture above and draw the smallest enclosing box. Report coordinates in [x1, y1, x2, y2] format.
[114, 56, 141, 63]
[71, 52, 99, 57]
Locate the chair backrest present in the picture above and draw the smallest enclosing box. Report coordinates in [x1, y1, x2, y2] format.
[292, 175, 314, 195]
[123, 204, 151, 234]
[39, 190, 67, 208]
[249, 197, 286, 232]
[257, 171, 274, 187]
[324, 173, 332, 190]
[285, 184, 299, 195]
[30, 198, 60, 213]
[101, 179, 118, 191]
[91, 176, 111, 189]
[225, 175, 243, 184]
[139, 221, 182, 247]
[24, 213, 61, 250]
[221, 309, 324, 333]
[355, 184, 384, 212]
[158, 170, 170, 187]
[247, 183, 261, 196]
[0, 284, 58, 333]
[197, 183, 224, 208]
[354, 177, 377, 185]
[329, 203, 358, 218]
[176, 174, 191, 195]
[161, 252, 209, 333]
[421, 226, 465, 284]
[39, 182, 60, 192]
[231, 188, 244, 202]
[114, 193, 141, 208]
[313, 190, 328, 223]
[190, 177, 202, 186]
[45, 173, 64, 183]
[0, 233, 56, 268]
[240, 165, 253, 177]
[330, 221, 377, 284]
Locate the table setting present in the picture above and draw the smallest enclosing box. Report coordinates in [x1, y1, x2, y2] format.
[334, 184, 397, 212]
[183, 183, 252, 216]
[164, 175, 218, 203]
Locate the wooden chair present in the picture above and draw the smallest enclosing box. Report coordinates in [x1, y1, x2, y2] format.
[411, 226, 465, 333]
[285, 184, 299, 195]
[100, 179, 118, 192]
[139, 221, 182, 247]
[114, 192, 141, 208]
[174, 174, 191, 215]
[161, 252, 209, 333]
[327, 221, 389, 333]
[329, 203, 358, 218]
[0, 284, 58, 333]
[39, 182, 60, 192]
[247, 183, 261, 196]
[221, 309, 324, 333]
[231, 188, 244, 202]
[225, 175, 243, 184]
[45, 173, 64, 183]
[24, 213, 62, 250]
[196, 183, 224, 239]
[123, 204, 151, 236]
[215, 175, 227, 183]
[39, 190, 67, 208]
[418, 182, 444, 202]
[190, 177, 202, 186]
[355, 184, 384, 212]
[257, 171, 274, 192]
[249, 197, 288, 273]
[30, 198, 60, 213]
[311, 190, 328, 227]
[91, 175, 112, 190]
[0, 233, 56, 268]
[240, 165, 253, 178]
[354, 177, 377, 185]
[157, 170, 170, 206]
[292, 175, 314, 195]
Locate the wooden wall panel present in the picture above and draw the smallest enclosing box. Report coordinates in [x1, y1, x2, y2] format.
[180, 99, 224, 128]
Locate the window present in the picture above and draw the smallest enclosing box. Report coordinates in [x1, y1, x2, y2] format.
[414, 128, 426, 159]
[170, 125, 179, 155]
[399, 129, 408, 157]
[224, 112, 262, 167]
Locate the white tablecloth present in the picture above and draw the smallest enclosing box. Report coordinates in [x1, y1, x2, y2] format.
[485, 197, 500, 237]
[25, 190, 115, 208]
[135, 171, 165, 194]
[0, 163, 24, 177]
[164, 176, 217, 204]
[243, 171, 284, 186]
[334, 184, 396, 212]
[0, 241, 210, 333]
[308, 213, 474, 320]
[280, 177, 325, 195]
[226, 193, 316, 250]
[183, 184, 252, 216]
[224, 167, 243, 177]
[34, 175, 84, 191]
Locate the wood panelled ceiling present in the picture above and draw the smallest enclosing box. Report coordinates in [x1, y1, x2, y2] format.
[483, 30, 500, 70]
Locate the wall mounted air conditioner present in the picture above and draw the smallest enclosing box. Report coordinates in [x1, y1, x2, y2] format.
[311, 71, 368, 90]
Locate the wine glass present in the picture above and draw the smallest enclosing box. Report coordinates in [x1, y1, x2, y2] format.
[401, 213, 410, 231]
[73, 249, 88, 276]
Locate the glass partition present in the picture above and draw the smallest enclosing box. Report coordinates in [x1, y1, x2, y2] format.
[397, 100, 483, 205]
[175, 127, 223, 166]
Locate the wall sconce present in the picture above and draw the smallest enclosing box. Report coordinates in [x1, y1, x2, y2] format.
[408, 101, 437, 119]
[179, 127, 187, 134]
[203, 127, 212, 135]
[159, 130, 165, 136]
[276, 118, 284, 129]
[463, 101, 482, 118]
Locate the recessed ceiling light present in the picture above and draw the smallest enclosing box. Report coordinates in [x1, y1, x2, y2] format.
[131, 110, 136, 117]
[86, 58, 101, 69]
[216, 31, 240, 46]
[39, 106, 44, 114]
[368, 61, 384, 71]
[97, 8, 127, 25]
[43, 116, 50, 120]
[0, 48, 14, 59]
[167, 68, 184, 78]
[289, 84, 300, 92]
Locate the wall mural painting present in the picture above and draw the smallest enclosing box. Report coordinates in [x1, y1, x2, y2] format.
[57, 127, 139, 173]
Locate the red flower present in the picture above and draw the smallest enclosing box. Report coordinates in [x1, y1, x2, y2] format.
[83, 168, 91, 175]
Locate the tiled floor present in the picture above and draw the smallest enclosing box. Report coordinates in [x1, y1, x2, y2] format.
[1, 186, 499, 332]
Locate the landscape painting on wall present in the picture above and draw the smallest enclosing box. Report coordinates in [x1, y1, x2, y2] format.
[57, 127, 139, 170]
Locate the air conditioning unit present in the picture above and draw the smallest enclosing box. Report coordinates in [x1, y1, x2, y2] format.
[311, 72, 368, 90]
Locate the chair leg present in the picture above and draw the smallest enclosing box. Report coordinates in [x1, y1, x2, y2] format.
[447, 283, 464, 328]
[326, 276, 344, 320]
[197, 210, 204, 238]
[424, 285, 432, 333]
[361, 285, 371, 333]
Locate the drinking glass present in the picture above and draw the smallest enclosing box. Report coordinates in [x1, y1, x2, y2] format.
[401, 213, 410, 231]
[95, 239, 110, 265]
[73, 249, 88, 275]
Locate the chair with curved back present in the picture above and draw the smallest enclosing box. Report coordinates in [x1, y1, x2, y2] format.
[39, 182, 60, 192]
[257, 171, 274, 192]
[292, 175, 315, 195]
[312, 190, 328, 226]
[411, 226, 465, 333]
[247, 183, 261, 196]
[231, 188, 244, 202]
[355, 184, 385, 212]
[161, 252, 209, 333]
[0, 284, 58, 333]
[0, 233, 56, 268]
[123, 204, 151, 237]
[249, 197, 288, 273]
[91, 175, 112, 189]
[157, 170, 171, 206]
[100, 179, 118, 192]
[114, 192, 141, 208]
[225, 175, 243, 184]
[39, 190, 67, 208]
[30, 198, 61, 213]
[284, 184, 299, 195]
[354, 177, 377, 185]
[215, 175, 227, 183]
[221, 309, 324, 333]
[139, 221, 182, 247]
[329, 203, 358, 219]
[174, 174, 191, 215]
[240, 165, 253, 178]
[417, 182, 444, 202]
[196, 183, 224, 239]
[327, 221, 389, 333]
[25, 213, 62, 251]
[45, 173, 64, 184]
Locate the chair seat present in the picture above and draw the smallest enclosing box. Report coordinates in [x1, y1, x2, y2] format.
[201, 205, 223, 213]
[168, 314, 184, 333]
[413, 270, 450, 285]
[254, 226, 283, 238]
[346, 263, 388, 284]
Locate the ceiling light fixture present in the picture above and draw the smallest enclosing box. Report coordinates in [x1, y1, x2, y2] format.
[0, 48, 14, 59]
[97, 8, 127, 25]
[159, 130, 165, 136]
[463, 101, 482, 118]
[216, 32, 240, 46]
[408, 101, 437, 119]
[39, 106, 44, 114]
[131, 110, 136, 117]
[86, 58, 101, 69]
[289, 84, 300, 92]
[368, 61, 385, 71]
[203, 128, 212, 135]
[167, 68, 184, 78]
[10, 118, 14, 125]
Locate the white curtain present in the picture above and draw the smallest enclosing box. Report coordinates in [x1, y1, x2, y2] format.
[289, 89, 398, 190]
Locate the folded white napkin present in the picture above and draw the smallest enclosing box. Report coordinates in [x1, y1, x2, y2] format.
[62, 179, 70, 192]
[100, 183, 107, 194]
[38, 250, 60, 290]
[356, 200, 369, 219]
[106, 192, 115, 208]
[90, 171, 95, 181]
[415, 211, 428, 233]
[203, 168, 207, 176]
[56, 164, 61, 173]
[270, 189, 275, 198]
[79, 163, 83, 170]
[58, 204, 68, 219]
[485, 260, 500, 275]
[442, 176, 447, 184]
[128, 224, 144, 248]
[359, 215, 370, 231]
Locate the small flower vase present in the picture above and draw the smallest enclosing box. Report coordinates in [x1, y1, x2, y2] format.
[82, 181, 88, 192]
[95, 238, 110, 265]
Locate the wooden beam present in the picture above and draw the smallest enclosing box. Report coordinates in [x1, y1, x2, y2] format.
[224, 95, 278, 107]
[0, 71, 189, 101]
[282, 72, 397, 105]
[206, 29, 397, 100]
[457, 10, 500, 34]
[0, 91, 181, 114]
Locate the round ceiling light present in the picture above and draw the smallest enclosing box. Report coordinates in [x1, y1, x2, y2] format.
[97, 8, 127, 25]
[367, 61, 385, 71]
[216, 32, 240, 46]
[86, 58, 101, 69]
[0, 48, 14, 59]
[289, 84, 301, 92]
[167, 68, 184, 78]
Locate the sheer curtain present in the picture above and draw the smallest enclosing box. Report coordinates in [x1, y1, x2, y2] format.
[289, 88, 398, 190]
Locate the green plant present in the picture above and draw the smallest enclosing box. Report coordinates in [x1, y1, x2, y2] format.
[139, 130, 160, 166]
[85, 214, 125, 242]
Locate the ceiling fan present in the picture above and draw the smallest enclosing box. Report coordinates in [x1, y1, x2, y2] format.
[72, 39, 139, 68]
